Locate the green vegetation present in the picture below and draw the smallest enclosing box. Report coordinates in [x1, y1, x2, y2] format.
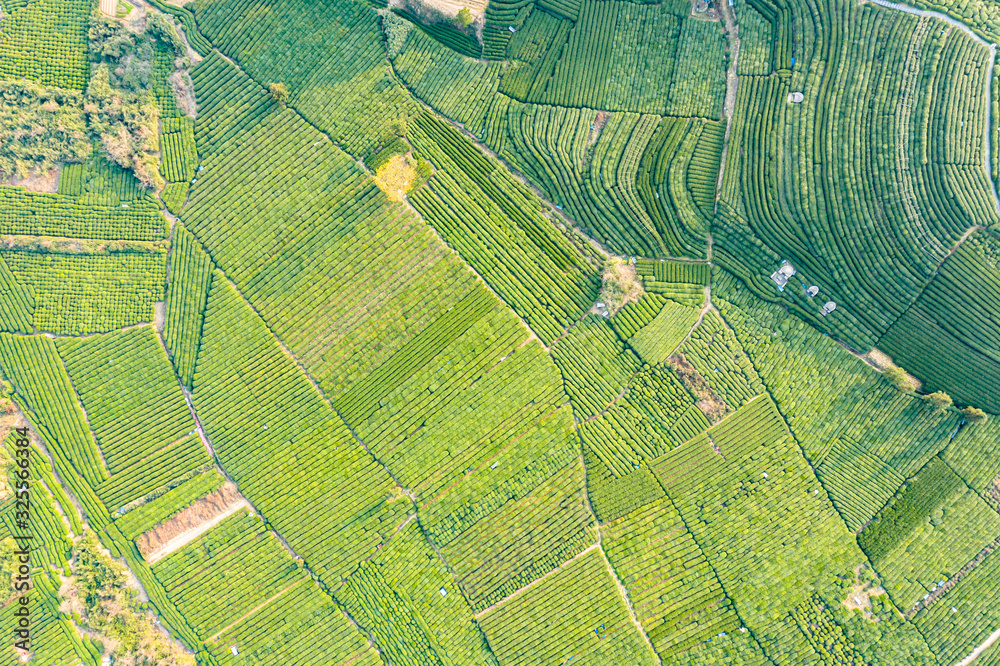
[2, 249, 165, 334]
[478, 548, 659, 665]
[874, 469, 1000, 610]
[580, 363, 707, 476]
[603, 496, 740, 657]
[0, 184, 165, 240]
[0, 81, 89, 178]
[57, 327, 196, 475]
[337, 521, 496, 665]
[190, 275, 403, 581]
[551, 315, 641, 419]
[409, 112, 599, 343]
[859, 458, 966, 562]
[915, 547, 1000, 663]
[0, 0, 998, 662]
[880, 233, 1000, 412]
[151, 511, 307, 640]
[716, 0, 996, 353]
[160, 117, 197, 182]
[627, 299, 700, 364]
[163, 224, 213, 388]
[0, 0, 90, 89]
[62, 531, 195, 665]
[205, 577, 382, 665]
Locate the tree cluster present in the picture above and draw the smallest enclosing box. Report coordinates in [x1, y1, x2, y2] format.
[59, 530, 195, 666]
[0, 81, 91, 179]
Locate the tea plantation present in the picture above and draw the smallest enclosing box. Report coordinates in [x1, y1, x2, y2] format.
[0, 0, 998, 663]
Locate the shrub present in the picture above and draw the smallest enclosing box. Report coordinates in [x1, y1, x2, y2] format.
[963, 406, 989, 423]
[268, 82, 290, 105]
[599, 257, 643, 315]
[885, 365, 917, 392]
[926, 391, 953, 412]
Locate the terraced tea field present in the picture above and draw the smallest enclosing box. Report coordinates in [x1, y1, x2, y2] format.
[0, 0, 997, 662]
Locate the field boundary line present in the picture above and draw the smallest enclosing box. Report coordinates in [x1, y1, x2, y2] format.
[473, 542, 600, 618]
[596, 542, 662, 665]
[145, 497, 249, 564]
[203, 577, 305, 644]
[957, 625, 1000, 665]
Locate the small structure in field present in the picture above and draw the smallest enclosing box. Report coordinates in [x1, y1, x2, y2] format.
[820, 301, 837, 316]
[788, 92, 804, 103]
[770, 260, 796, 290]
[804, 285, 819, 298]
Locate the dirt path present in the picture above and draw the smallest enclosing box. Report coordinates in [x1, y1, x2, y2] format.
[597, 544, 662, 665]
[203, 578, 304, 644]
[144, 496, 249, 564]
[867, 0, 1000, 219]
[474, 543, 600, 618]
[958, 626, 1000, 665]
[714, 0, 741, 213]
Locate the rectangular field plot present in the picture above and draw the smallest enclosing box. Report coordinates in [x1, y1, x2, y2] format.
[627, 300, 700, 365]
[190, 276, 405, 581]
[0, 185, 166, 240]
[579, 364, 708, 478]
[150, 511, 306, 641]
[0, 333, 107, 488]
[408, 113, 599, 344]
[416, 404, 580, 544]
[676, 309, 764, 411]
[439, 460, 593, 612]
[191, 0, 417, 157]
[57, 327, 196, 474]
[115, 469, 225, 540]
[478, 548, 658, 666]
[860, 458, 1000, 611]
[2, 250, 165, 335]
[337, 522, 494, 666]
[649, 396, 906, 663]
[942, 418, 1000, 496]
[185, 55, 478, 400]
[915, 548, 1000, 664]
[602, 496, 739, 657]
[814, 437, 906, 532]
[879, 233, 1000, 413]
[204, 578, 382, 666]
[551, 315, 641, 420]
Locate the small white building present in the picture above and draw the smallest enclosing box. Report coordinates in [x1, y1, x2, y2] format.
[820, 301, 837, 316]
[787, 92, 804, 103]
[804, 285, 819, 298]
[769, 260, 796, 291]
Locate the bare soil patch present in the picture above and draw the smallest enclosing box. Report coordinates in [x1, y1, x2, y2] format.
[153, 301, 166, 333]
[169, 70, 196, 118]
[139, 482, 247, 563]
[586, 111, 610, 150]
[842, 566, 886, 622]
[669, 353, 730, 424]
[2, 168, 60, 193]
[988, 474, 1000, 510]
